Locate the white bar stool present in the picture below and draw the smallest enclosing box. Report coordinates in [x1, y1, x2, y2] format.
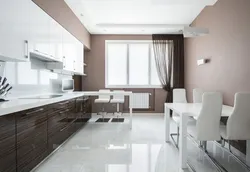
[110, 90, 125, 118]
[94, 89, 110, 119]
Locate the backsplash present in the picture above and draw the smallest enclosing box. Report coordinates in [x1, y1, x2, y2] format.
[2, 59, 72, 98]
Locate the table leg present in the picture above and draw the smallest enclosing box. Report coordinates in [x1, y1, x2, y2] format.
[164, 104, 170, 142]
[246, 140, 250, 166]
[179, 113, 188, 169]
[129, 106, 132, 130]
[129, 94, 133, 130]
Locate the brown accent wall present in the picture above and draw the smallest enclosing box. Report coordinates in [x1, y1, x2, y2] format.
[83, 35, 166, 113]
[32, 0, 91, 49]
[185, 0, 250, 154]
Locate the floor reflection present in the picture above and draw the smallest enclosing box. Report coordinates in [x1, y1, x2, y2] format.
[34, 114, 250, 172]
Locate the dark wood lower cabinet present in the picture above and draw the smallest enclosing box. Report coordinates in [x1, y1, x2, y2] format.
[16, 107, 48, 172]
[0, 114, 16, 172]
[0, 96, 91, 172]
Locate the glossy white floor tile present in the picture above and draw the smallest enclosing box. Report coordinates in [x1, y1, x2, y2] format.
[34, 114, 250, 172]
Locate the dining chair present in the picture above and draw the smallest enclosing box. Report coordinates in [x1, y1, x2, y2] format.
[188, 92, 224, 171]
[192, 88, 204, 120]
[110, 90, 125, 118]
[193, 88, 204, 103]
[170, 88, 188, 148]
[94, 89, 111, 119]
[220, 92, 250, 169]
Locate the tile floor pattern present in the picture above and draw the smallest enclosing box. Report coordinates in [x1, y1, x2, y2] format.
[34, 114, 250, 172]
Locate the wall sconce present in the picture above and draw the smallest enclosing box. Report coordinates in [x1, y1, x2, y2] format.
[197, 58, 210, 66]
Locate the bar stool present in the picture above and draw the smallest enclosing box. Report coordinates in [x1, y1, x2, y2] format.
[94, 89, 110, 119]
[110, 90, 125, 118]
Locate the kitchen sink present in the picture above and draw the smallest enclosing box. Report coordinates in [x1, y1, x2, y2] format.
[19, 94, 63, 99]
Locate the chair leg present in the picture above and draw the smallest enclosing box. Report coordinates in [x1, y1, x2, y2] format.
[177, 126, 180, 146]
[214, 140, 250, 170]
[187, 136, 227, 172]
[170, 126, 180, 149]
[221, 139, 225, 147]
[202, 141, 208, 152]
[228, 140, 232, 153]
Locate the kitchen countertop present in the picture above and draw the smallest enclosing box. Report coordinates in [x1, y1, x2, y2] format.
[0, 91, 133, 117]
[0, 92, 87, 117]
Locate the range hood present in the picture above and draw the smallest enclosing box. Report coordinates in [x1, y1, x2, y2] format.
[183, 26, 209, 37]
[30, 50, 61, 63]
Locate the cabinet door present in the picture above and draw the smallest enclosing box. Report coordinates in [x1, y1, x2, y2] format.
[29, 1, 51, 57]
[0, 114, 16, 172]
[16, 106, 48, 172]
[49, 19, 63, 61]
[0, 0, 30, 62]
[62, 29, 76, 72]
[66, 99, 77, 136]
[75, 97, 91, 127]
[47, 100, 76, 152]
[74, 41, 84, 75]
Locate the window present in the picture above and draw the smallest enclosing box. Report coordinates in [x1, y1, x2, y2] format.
[105, 41, 161, 88]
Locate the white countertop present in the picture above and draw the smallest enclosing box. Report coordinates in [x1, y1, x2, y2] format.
[0, 92, 87, 116]
[0, 91, 133, 117]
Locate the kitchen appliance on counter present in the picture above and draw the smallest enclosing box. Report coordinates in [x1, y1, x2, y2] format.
[0, 76, 12, 102]
[50, 78, 74, 93]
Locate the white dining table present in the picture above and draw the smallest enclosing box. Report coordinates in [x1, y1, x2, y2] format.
[164, 103, 250, 170]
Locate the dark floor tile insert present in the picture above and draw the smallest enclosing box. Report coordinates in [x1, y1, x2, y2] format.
[111, 118, 125, 123]
[96, 118, 110, 123]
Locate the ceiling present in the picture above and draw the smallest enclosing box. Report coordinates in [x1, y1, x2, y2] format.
[65, 0, 217, 35]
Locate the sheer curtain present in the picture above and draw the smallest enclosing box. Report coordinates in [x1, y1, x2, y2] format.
[152, 34, 184, 102]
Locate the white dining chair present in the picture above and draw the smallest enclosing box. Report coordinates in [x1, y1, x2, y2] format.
[220, 92, 250, 168]
[94, 89, 111, 119]
[110, 90, 125, 118]
[192, 88, 204, 120]
[188, 92, 223, 171]
[193, 88, 204, 103]
[170, 88, 188, 148]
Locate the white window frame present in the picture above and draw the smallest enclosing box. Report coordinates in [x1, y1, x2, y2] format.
[105, 40, 162, 88]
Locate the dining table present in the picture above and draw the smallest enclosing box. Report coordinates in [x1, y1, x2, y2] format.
[164, 103, 250, 170]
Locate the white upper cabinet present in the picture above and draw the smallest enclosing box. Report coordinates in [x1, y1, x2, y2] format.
[49, 19, 63, 61]
[62, 29, 76, 72]
[29, 1, 51, 58]
[74, 41, 84, 75]
[0, 0, 30, 62]
[0, 0, 85, 75]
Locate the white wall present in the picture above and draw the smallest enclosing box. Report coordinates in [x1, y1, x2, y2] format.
[2, 59, 71, 97]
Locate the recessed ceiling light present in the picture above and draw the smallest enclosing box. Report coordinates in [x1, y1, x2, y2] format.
[103, 29, 107, 32]
[80, 13, 84, 17]
[141, 29, 145, 32]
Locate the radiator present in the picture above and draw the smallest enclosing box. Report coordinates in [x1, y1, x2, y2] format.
[130, 93, 150, 109]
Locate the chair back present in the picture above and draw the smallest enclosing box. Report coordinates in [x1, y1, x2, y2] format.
[193, 88, 204, 103]
[226, 92, 250, 140]
[98, 89, 110, 99]
[112, 90, 125, 101]
[173, 89, 187, 103]
[196, 92, 222, 141]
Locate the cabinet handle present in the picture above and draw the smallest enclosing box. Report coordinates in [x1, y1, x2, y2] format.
[60, 118, 77, 132]
[24, 40, 29, 58]
[26, 108, 44, 115]
[59, 109, 69, 114]
[58, 101, 69, 105]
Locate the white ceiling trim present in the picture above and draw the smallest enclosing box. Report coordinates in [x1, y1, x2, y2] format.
[65, 0, 218, 35]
